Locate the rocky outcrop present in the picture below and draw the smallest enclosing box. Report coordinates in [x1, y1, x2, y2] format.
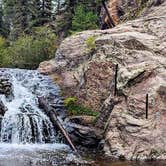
[39, 0, 166, 160]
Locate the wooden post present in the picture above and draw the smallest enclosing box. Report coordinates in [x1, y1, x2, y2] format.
[146, 94, 149, 119]
[114, 64, 118, 96]
[102, 0, 115, 28]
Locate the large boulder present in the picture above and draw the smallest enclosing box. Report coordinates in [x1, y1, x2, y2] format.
[39, 1, 166, 159]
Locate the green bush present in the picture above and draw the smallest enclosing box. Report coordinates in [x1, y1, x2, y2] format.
[0, 26, 57, 69]
[85, 36, 96, 51]
[64, 97, 99, 117]
[70, 5, 98, 33]
[0, 36, 10, 67]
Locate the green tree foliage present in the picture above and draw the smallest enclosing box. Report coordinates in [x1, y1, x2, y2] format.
[10, 0, 29, 40]
[0, 36, 9, 67]
[28, 0, 41, 28]
[0, 0, 102, 69]
[2, 0, 14, 36]
[0, 26, 57, 69]
[3, 0, 54, 38]
[40, 0, 53, 25]
[0, 5, 6, 36]
[70, 4, 98, 33]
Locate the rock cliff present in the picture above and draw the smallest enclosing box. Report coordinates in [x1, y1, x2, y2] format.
[39, 0, 166, 160]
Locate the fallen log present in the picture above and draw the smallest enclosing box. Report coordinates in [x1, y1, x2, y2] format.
[38, 97, 78, 154]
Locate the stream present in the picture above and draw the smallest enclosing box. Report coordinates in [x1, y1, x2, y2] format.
[0, 68, 165, 166]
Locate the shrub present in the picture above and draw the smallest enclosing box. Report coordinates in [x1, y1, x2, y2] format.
[85, 36, 96, 51]
[0, 26, 57, 69]
[64, 97, 99, 117]
[0, 36, 10, 67]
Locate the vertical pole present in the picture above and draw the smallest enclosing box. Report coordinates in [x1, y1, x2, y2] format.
[102, 0, 115, 28]
[146, 94, 149, 119]
[114, 64, 118, 96]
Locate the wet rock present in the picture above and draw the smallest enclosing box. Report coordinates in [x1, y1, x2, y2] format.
[0, 100, 7, 130]
[0, 76, 14, 101]
[0, 100, 7, 116]
[67, 123, 103, 148]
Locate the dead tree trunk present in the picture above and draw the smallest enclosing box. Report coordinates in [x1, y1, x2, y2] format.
[38, 97, 78, 154]
[102, 0, 115, 28]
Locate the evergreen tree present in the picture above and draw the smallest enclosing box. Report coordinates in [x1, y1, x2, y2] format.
[3, 0, 14, 35]
[29, 0, 53, 27]
[40, 0, 53, 25]
[10, 0, 28, 39]
[0, 4, 5, 36]
[71, 4, 98, 32]
[28, 0, 41, 28]
[54, 0, 76, 38]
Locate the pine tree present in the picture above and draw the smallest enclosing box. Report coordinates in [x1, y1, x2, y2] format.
[28, 0, 41, 28]
[29, 0, 53, 27]
[55, 0, 76, 38]
[71, 4, 98, 32]
[10, 0, 29, 39]
[3, 0, 14, 35]
[40, 0, 53, 25]
[0, 4, 5, 36]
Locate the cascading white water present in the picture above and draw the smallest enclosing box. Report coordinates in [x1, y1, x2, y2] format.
[0, 69, 64, 144]
[0, 69, 86, 166]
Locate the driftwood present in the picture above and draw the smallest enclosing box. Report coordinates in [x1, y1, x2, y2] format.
[38, 97, 78, 154]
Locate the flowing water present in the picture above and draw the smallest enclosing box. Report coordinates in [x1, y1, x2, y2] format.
[0, 68, 165, 166]
[0, 68, 63, 144]
[0, 68, 83, 165]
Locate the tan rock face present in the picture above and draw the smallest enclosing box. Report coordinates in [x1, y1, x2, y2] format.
[101, 0, 165, 29]
[38, 1, 166, 160]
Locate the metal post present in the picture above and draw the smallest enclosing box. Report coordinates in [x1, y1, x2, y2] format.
[114, 64, 118, 96]
[146, 94, 149, 119]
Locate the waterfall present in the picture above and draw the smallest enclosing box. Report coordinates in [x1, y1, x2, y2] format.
[0, 69, 65, 144]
